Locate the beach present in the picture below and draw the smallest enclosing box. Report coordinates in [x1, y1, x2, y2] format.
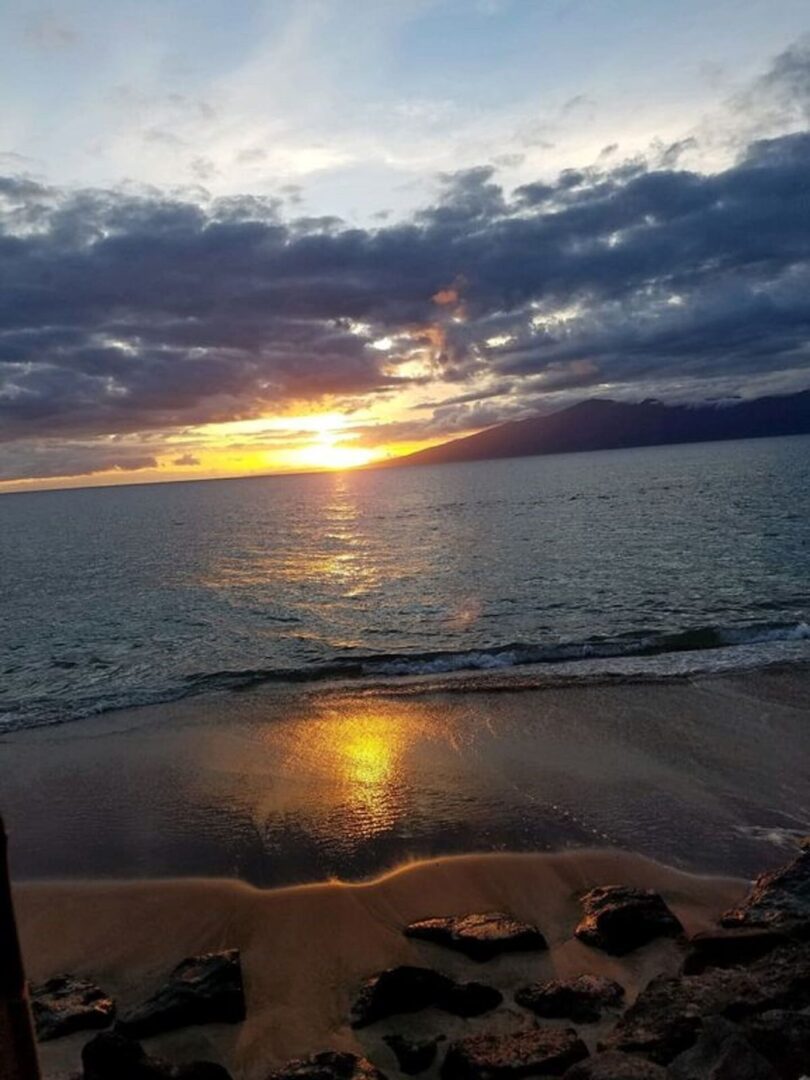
[16, 850, 747, 1080]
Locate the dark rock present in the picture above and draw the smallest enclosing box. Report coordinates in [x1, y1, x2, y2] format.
[601, 941, 810, 1065]
[405, 912, 547, 962]
[721, 842, 810, 937]
[31, 974, 115, 1041]
[172, 1066, 233, 1080]
[117, 950, 245, 1038]
[562, 1052, 668, 1079]
[82, 1031, 232, 1080]
[575, 887, 683, 956]
[83, 1032, 166, 1080]
[516, 975, 624, 1023]
[384, 1035, 444, 1075]
[682, 929, 788, 975]
[351, 966, 502, 1027]
[744, 1009, 810, 1079]
[439, 981, 503, 1018]
[668, 1017, 778, 1080]
[441, 1028, 588, 1080]
[266, 1051, 387, 1080]
[351, 966, 453, 1028]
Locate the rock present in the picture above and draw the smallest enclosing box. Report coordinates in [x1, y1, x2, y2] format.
[173, 1066, 233, 1079]
[351, 967, 502, 1027]
[266, 1052, 387, 1080]
[682, 929, 788, 975]
[351, 966, 454, 1027]
[405, 912, 547, 962]
[82, 1031, 233, 1080]
[441, 1028, 589, 1080]
[575, 887, 683, 956]
[83, 1032, 166, 1080]
[515, 975, 624, 1023]
[562, 1053, 669, 1079]
[31, 974, 115, 1041]
[601, 941, 810, 1065]
[384, 1035, 444, 1075]
[440, 981, 503, 1017]
[721, 843, 810, 937]
[117, 950, 245, 1038]
[744, 1010, 810, 1079]
[668, 1017, 778, 1079]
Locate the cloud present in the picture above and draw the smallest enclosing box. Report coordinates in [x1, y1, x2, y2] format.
[172, 453, 200, 466]
[2, 66, 810, 483]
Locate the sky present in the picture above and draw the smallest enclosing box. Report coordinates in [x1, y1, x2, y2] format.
[1, 0, 809, 492]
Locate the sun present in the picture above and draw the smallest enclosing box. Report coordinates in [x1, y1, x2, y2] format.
[293, 441, 376, 470]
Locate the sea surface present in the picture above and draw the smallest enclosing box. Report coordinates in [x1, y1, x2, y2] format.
[2, 435, 810, 733]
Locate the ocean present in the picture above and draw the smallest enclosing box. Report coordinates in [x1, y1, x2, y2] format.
[2, 434, 810, 734]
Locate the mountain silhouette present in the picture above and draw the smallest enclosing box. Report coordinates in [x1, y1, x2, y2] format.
[377, 390, 810, 469]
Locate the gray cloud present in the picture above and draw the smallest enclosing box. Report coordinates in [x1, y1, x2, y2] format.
[2, 44, 810, 482]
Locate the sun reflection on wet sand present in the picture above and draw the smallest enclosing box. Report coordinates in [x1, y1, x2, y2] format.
[261, 705, 417, 843]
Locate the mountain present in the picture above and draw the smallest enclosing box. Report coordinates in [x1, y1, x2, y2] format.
[378, 390, 810, 469]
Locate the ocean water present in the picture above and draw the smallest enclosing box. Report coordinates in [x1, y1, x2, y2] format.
[2, 435, 810, 733]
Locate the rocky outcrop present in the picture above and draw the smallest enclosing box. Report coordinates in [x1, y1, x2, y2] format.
[442, 1027, 588, 1080]
[81, 1031, 232, 1079]
[31, 973, 115, 1041]
[265, 1052, 387, 1080]
[383, 1035, 444, 1075]
[744, 1010, 810, 1079]
[351, 967, 501, 1028]
[681, 928, 788, 975]
[117, 949, 245, 1038]
[515, 975, 624, 1023]
[667, 1017, 778, 1080]
[721, 842, 810, 936]
[561, 1053, 668, 1079]
[575, 887, 683, 956]
[404, 913, 547, 962]
[601, 941, 810, 1064]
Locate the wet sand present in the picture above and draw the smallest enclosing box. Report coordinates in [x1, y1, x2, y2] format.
[2, 664, 809, 884]
[16, 849, 747, 1080]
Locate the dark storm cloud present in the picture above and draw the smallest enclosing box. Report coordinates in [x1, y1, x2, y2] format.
[2, 80, 810, 470]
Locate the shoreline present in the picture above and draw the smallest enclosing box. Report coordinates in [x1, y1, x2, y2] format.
[4, 641, 810, 739]
[2, 664, 809, 886]
[15, 848, 749, 1080]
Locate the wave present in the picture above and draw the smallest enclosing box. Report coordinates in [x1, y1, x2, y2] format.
[2, 619, 808, 734]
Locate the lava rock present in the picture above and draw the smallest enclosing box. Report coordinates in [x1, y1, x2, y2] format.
[173, 1066, 233, 1080]
[562, 1053, 669, 1079]
[266, 1051, 387, 1080]
[744, 1009, 810, 1079]
[682, 928, 789, 975]
[351, 966, 453, 1028]
[384, 1035, 444, 1075]
[721, 842, 810, 937]
[668, 1017, 778, 1080]
[117, 950, 245, 1039]
[31, 974, 116, 1041]
[575, 887, 683, 956]
[440, 981, 503, 1018]
[441, 1027, 588, 1080]
[515, 975, 624, 1023]
[405, 912, 547, 962]
[601, 940, 810, 1065]
[82, 1031, 232, 1080]
[351, 966, 502, 1027]
[83, 1032, 165, 1080]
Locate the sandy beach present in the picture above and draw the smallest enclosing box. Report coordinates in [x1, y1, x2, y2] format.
[16, 850, 747, 1080]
